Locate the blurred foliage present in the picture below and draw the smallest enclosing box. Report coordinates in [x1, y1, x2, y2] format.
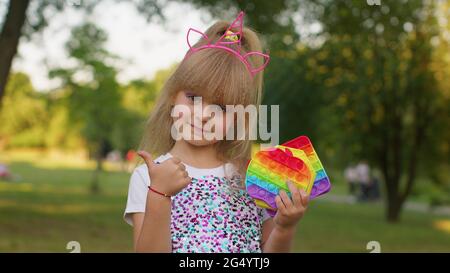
[48, 23, 122, 162]
[260, 0, 449, 221]
[0, 72, 48, 147]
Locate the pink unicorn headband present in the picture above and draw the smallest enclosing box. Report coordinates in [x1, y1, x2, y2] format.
[185, 11, 270, 77]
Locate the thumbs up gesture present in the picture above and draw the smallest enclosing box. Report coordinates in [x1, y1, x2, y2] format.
[137, 151, 192, 196]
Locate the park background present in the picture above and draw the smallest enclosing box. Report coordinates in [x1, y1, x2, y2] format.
[0, 0, 449, 252]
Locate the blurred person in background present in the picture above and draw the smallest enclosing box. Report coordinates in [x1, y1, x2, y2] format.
[344, 164, 358, 196]
[356, 161, 370, 202]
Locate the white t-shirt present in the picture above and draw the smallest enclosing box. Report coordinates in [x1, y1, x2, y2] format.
[124, 153, 271, 253]
[356, 163, 370, 185]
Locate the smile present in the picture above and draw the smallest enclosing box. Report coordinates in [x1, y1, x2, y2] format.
[190, 123, 211, 133]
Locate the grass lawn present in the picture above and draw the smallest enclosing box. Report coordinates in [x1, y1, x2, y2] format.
[0, 150, 449, 252]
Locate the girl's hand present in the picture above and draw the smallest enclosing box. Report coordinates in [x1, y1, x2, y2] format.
[273, 181, 309, 231]
[137, 151, 191, 196]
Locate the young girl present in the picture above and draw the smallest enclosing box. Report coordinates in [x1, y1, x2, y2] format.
[124, 11, 309, 253]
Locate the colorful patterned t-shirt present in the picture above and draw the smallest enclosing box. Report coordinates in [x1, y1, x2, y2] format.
[124, 153, 270, 253]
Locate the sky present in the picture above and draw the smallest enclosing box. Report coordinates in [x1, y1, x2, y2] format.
[6, 1, 213, 91]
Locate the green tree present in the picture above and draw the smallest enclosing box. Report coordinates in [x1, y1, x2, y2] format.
[0, 72, 49, 148]
[309, 0, 449, 222]
[255, 0, 449, 222]
[49, 22, 122, 194]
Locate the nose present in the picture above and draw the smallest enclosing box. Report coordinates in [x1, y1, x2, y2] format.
[193, 102, 214, 124]
[201, 105, 212, 122]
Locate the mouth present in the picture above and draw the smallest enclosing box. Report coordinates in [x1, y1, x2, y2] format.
[189, 123, 211, 134]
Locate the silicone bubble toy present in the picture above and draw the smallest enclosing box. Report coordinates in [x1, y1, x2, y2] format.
[245, 136, 331, 216]
[282, 136, 331, 199]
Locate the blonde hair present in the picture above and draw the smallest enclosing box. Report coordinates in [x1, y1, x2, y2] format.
[138, 20, 267, 182]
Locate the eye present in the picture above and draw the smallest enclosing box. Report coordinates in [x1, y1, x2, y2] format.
[185, 92, 200, 102]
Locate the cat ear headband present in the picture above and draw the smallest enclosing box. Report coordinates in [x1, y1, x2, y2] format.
[185, 11, 270, 77]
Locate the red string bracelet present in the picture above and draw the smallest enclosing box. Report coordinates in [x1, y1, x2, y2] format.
[148, 186, 171, 198]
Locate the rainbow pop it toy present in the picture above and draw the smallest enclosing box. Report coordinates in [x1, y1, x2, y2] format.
[282, 136, 331, 199]
[245, 136, 331, 216]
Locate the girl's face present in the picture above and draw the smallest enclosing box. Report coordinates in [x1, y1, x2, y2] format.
[171, 90, 233, 147]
